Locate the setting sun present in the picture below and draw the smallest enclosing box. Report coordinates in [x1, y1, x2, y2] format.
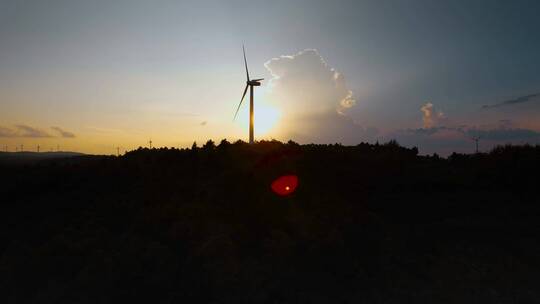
[236, 102, 281, 137]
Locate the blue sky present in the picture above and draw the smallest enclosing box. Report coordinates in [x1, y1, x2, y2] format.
[1, 0, 539, 154]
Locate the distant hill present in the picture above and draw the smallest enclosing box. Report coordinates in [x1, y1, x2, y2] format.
[0, 151, 86, 164]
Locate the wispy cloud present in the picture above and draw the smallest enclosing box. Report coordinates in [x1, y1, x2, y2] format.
[14, 125, 52, 138]
[0, 126, 17, 137]
[482, 93, 539, 109]
[404, 126, 540, 141]
[391, 125, 540, 155]
[0, 125, 75, 138]
[464, 127, 540, 141]
[51, 126, 76, 138]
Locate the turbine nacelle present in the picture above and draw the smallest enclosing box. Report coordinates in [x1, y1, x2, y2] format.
[248, 79, 263, 86]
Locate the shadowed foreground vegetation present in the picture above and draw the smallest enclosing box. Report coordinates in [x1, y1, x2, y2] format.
[1, 140, 539, 303]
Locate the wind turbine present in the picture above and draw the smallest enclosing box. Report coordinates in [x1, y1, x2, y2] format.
[471, 136, 481, 154]
[233, 45, 264, 144]
[116, 146, 125, 156]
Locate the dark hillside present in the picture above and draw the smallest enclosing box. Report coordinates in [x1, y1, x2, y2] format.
[0, 141, 539, 303]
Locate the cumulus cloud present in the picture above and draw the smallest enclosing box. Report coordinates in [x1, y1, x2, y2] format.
[51, 126, 76, 138]
[420, 102, 446, 128]
[264, 49, 356, 115]
[264, 49, 372, 143]
[482, 92, 540, 109]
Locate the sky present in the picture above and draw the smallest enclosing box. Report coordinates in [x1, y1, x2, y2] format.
[1, 0, 540, 155]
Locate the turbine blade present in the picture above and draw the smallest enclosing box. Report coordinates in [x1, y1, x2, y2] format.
[251, 78, 264, 82]
[234, 84, 249, 120]
[243, 45, 250, 81]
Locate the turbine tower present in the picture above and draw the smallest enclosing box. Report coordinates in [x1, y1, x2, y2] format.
[471, 136, 481, 154]
[234, 45, 264, 144]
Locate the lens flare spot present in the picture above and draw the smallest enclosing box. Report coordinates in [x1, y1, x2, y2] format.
[271, 175, 298, 196]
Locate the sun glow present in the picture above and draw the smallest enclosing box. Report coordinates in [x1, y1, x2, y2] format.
[237, 102, 281, 137]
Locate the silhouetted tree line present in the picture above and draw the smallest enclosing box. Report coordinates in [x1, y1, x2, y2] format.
[0, 140, 539, 303]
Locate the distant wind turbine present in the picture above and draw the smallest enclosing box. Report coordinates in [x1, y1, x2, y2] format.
[116, 146, 125, 156]
[233, 45, 264, 144]
[149, 139, 153, 149]
[471, 136, 481, 154]
[37, 145, 40, 153]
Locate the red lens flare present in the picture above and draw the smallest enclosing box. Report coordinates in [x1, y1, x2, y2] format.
[271, 175, 298, 196]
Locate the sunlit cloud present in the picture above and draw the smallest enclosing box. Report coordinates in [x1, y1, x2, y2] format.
[420, 102, 445, 128]
[264, 49, 356, 115]
[263, 49, 374, 144]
